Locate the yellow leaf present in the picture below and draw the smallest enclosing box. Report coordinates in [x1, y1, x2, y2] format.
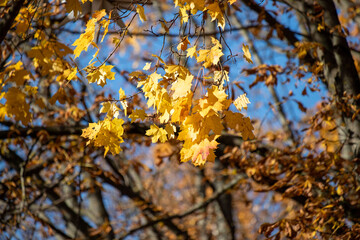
[92, 9, 107, 21]
[190, 138, 219, 166]
[67, 68, 78, 81]
[65, 0, 82, 18]
[120, 100, 128, 116]
[72, 10, 106, 58]
[224, 111, 244, 131]
[206, 2, 225, 29]
[34, 29, 46, 40]
[100, 102, 120, 118]
[82, 122, 101, 141]
[197, 49, 211, 68]
[336, 186, 343, 196]
[159, 109, 171, 123]
[112, 37, 120, 45]
[24, 86, 38, 96]
[171, 74, 193, 99]
[146, 124, 168, 143]
[136, 5, 147, 22]
[224, 111, 255, 140]
[193, 86, 231, 117]
[82, 118, 124, 156]
[171, 93, 193, 123]
[203, 114, 224, 135]
[72, 19, 96, 58]
[87, 64, 115, 87]
[213, 70, 229, 88]
[186, 45, 197, 58]
[4, 87, 32, 125]
[165, 64, 190, 80]
[119, 88, 126, 100]
[8, 66, 31, 86]
[129, 109, 147, 122]
[165, 123, 176, 139]
[196, 38, 223, 68]
[143, 62, 152, 71]
[242, 44, 253, 64]
[234, 93, 250, 111]
[179, 7, 189, 24]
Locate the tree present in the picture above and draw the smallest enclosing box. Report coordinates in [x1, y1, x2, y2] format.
[0, 0, 360, 239]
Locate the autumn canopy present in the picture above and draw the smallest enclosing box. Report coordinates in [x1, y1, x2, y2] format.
[1, 0, 360, 239]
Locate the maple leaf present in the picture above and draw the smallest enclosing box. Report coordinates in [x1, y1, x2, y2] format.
[206, 2, 225, 29]
[82, 122, 101, 141]
[136, 5, 147, 22]
[87, 64, 115, 87]
[165, 64, 190, 80]
[65, 0, 82, 18]
[143, 62, 151, 71]
[171, 92, 193, 123]
[179, 7, 189, 24]
[241, 117, 255, 140]
[234, 93, 250, 111]
[165, 123, 176, 139]
[66, 68, 78, 81]
[177, 37, 190, 52]
[224, 111, 244, 130]
[171, 74, 193, 99]
[203, 114, 224, 135]
[53, 41, 73, 57]
[224, 111, 255, 140]
[139, 72, 161, 91]
[100, 102, 120, 119]
[82, 118, 124, 156]
[72, 10, 106, 58]
[186, 45, 197, 58]
[159, 109, 171, 123]
[4, 87, 31, 125]
[196, 38, 224, 68]
[194, 86, 231, 117]
[242, 44, 253, 64]
[6, 62, 31, 85]
[99, 16, 111, 42]
[72, 19, 96, 58]
[197, 49, 211, 67]
[146, 124, 168, 143]
[120, 100, 128, 116]
[129, 109, 147, 122]
[178, 114, 202, 141]
[191, 138, 219, 166]
[119, 88, 126, 100]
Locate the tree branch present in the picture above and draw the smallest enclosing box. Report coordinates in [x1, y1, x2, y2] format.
[0, 0, 26, 45]
[117, 173, 245, 239]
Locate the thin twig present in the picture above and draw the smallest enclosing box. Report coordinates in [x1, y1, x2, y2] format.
[118, 173, 245, 239]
